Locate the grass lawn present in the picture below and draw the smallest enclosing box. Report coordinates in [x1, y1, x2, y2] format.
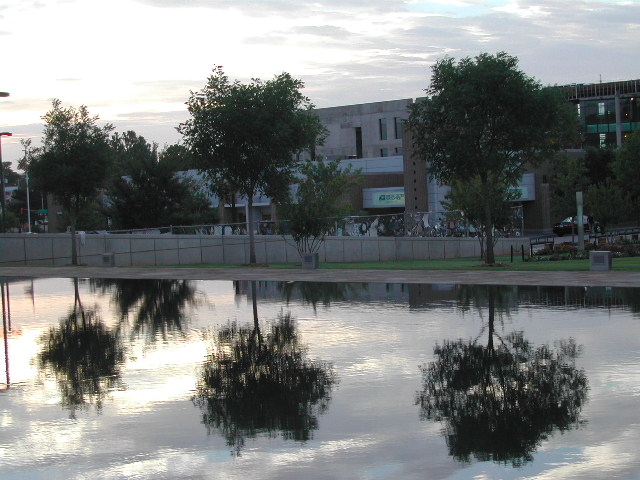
[180, 255, 640, 271]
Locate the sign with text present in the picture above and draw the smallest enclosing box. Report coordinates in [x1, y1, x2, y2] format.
[364, 187, 405, 208]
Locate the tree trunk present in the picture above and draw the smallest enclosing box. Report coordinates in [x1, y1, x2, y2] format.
[487, 291, 495, 352]
[482, 178, 496, 265]
[230, 194, 238, 224]
[251, 281, 259, 330]
[248, 196, 256, 264]
[70, 215, 78, 266]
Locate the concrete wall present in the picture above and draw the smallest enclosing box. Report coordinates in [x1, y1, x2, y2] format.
[0, 233, 530, 267]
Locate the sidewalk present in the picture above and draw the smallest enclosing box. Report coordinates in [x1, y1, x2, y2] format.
[1, 265, 640, 287]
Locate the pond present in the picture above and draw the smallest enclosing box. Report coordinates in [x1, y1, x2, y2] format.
[1, 278, 640, 479]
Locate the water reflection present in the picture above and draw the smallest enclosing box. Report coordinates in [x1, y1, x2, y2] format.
[194, 282, 337, 455]
[38, 278, 124, 417]
[416, 285, 589, 466]
[278, 281, 367, 310]
[2, 282, 11, 389]
[91, 279, 198, 342]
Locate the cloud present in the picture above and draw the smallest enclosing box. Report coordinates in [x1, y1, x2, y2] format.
[134, 0, 414, 16]
[1, 0, 638, 168]
[289, 25, 353, 39]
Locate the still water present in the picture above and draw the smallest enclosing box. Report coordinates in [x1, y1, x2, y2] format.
[1, 278, 640, 480]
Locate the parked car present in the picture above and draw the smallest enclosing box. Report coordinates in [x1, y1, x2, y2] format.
[553, 215, 604, 236]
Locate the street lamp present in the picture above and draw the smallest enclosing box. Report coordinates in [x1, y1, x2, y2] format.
[0, 132, 12, 233]
[1, 92, 9, 233]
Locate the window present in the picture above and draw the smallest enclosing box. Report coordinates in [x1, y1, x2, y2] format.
[355, 127, 363, 158]
[379, 118, 387, 140]
[395, 147, 403, 155]
[598, 102, 605, 116]
[380, 148, 388, 157]
[394, 117, 404, 139]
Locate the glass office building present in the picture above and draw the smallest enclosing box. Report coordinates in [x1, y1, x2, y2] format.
[561, 79, 640, 148]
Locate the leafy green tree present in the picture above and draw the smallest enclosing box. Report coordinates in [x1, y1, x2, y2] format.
[583, 147, 615, 186]
[110, 130, 158, 176]
[29, 100, 113, 264]
[409, 52, 576, 264]
[550, 154, 588, 221]
[105, 131, 216, 229]
[1, 160, 20, 185]
[282, 159, 360, 257]
[443, 177, 520, 261]
[584, 180, 632, 230]
[179, 66, 325, 264]
[159, 144, 196, 172]
[612, 130, 640, 222]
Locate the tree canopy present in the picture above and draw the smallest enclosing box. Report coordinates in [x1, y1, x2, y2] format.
[282, 158, 360, 256]
[29, 99, 113, 263]
[409, 52, 576, 264]
[105, 131, 215, 229]
[179, 66, 325, 263]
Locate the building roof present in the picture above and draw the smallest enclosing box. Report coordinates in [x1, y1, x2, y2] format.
[560, 79, 640, 100]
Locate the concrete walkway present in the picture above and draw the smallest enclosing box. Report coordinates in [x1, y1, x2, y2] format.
[1, 265, 640, 287]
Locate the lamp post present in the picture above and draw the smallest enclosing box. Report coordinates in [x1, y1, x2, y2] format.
[25, 171, 31, 233]
[0, 132, 13, 233]
[1, 92, 9, 233]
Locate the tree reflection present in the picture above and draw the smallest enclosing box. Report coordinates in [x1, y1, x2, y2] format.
[39, 278, 124, 417]
[278, 281, 366, 311]
[193, 282, 336, 455]
[416, 286, 588, 467]
[91, 279, 198, 342]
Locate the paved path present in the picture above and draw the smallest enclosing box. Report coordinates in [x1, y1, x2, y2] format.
[1, 266, 640, 287]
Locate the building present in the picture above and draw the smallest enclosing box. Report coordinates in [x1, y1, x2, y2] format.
[560, 79, 640, 149]
[172, 80, 640, 234]
[311, 99, 413, 214]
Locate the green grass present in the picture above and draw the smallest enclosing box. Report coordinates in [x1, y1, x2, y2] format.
[177, 255, 640, 271]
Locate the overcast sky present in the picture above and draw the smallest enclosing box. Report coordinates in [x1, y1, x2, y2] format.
[0, 0, 638, 168]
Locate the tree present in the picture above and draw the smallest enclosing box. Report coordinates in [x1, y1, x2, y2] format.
[443, 177, 520, 261]
[550, 154, 588, 221]
[16, 138, 46, 231]
[584, 180, 632, 230]
[282, 158, 360, 257]
[159, 143, 196, 172]
[612, 130, 640, 222]
[105, 131, 216, 229]
[583, 147, 615, 187]
[179, 66, 325, 264]
[409, 52, 576, 264]
[29, 100, 113, 264]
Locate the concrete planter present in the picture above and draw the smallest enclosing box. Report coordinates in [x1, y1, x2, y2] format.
[301, 252, 319, 269]
[589, 250, 612, 271]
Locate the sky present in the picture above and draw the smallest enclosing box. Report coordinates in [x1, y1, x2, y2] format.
[0, 0, 639, 169]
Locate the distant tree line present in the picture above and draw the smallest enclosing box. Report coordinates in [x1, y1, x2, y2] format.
[551, 132, 640, 229]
